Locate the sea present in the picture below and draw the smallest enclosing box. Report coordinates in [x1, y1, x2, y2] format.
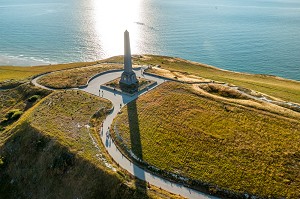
[0, 0, 300, 81]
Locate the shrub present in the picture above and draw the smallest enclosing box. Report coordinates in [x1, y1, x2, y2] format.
[0, 157, 4, 166]
[28, 95, 40, 103]
[11, 110, 23, 120]
[5, 109, 23, 121]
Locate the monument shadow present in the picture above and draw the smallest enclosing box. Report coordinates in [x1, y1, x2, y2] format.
[126, 99, 148, 193]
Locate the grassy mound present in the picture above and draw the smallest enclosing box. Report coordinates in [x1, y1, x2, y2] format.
[0, 90, 180, 199]
[113, 82, 300, 198]
[37, 64, 122, 89]
[198, 83, 249, 99]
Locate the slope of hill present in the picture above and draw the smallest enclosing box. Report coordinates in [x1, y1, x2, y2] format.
[112, 81, 300, 198]
[0, 89, 180, 199]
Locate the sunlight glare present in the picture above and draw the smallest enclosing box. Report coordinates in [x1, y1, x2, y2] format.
[92, 0, 142, 57]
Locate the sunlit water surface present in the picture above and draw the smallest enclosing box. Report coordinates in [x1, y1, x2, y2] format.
[0, 0, 300, 80]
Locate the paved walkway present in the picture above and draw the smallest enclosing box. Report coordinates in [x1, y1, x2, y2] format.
[32, 67, 218, 199]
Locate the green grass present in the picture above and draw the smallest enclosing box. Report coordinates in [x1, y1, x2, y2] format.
[27, 90, 111, 154]
[0, 61, 99, 84]
[134, 55, 300, 104]
[0, 83, 51, 132]
[113, 81, 300, 198]
[37, 63, 122, 89]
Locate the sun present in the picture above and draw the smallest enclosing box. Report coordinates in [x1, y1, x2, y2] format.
[92, 0, 142, 57]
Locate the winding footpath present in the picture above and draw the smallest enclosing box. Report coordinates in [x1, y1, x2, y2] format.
[32, 67, 218, 199]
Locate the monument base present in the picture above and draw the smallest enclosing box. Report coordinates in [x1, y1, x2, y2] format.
[119, 71, 138, 93]
[101, 77, 156, 96]
[119, 71, 138, 85]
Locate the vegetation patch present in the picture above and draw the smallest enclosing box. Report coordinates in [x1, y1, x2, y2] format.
[198, 83, 250, 99]
[37, 64, 122, 89]
[3, 109, 23, 122]
[0, 83, 51, 131]
[112, 81, 300, 198]
[27, 95, 40, 103]
[0, 79, 27, 89]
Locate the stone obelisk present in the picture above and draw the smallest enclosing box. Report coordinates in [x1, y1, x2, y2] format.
[119, 30, 138, 91]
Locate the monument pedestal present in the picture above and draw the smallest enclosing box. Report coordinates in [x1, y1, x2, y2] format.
[119, 71, 138, 92]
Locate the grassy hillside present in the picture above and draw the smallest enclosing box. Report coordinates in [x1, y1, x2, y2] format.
[112, 82, 300, 198]
[0, 90, 181, 199]
[132, 55, 300, 104]
[0, 83, 51, 132]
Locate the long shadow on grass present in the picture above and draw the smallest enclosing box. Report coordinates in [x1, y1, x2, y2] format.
[126, 100, 148, 194]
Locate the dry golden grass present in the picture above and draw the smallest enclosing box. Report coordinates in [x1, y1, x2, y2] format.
[113, 81, 300, 198]
[192, 84, 300, 121]
[37, 63, 122, 88]
[198, 83, 249, 99]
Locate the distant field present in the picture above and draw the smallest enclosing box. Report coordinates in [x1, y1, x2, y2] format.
[134, 55, 300, 104]
[37, 63, 122, 89]
[113, 82, 300, 198]
[0, 61, 99, 82]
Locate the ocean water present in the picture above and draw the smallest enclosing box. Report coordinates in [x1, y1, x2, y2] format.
[0, 0, 300, 81]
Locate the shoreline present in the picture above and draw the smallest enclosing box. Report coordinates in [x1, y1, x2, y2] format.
[1, 54, 300, 82]
[0, 54, 53, 67]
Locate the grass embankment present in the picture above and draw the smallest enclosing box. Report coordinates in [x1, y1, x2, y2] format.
[0, 84, 51, 132]
[0, 61, 100, 88]
[0, 89, 180, 199]
[133, 55, 300, 104]
[37, 63, 123, 89]
[113, 82, 300, 198]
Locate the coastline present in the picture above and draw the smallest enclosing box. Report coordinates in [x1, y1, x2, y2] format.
[1, 54, 300, 82]
[0, 54, 53, 67]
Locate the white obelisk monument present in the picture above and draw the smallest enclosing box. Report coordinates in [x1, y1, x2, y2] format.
[119, 30, 138, 89]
